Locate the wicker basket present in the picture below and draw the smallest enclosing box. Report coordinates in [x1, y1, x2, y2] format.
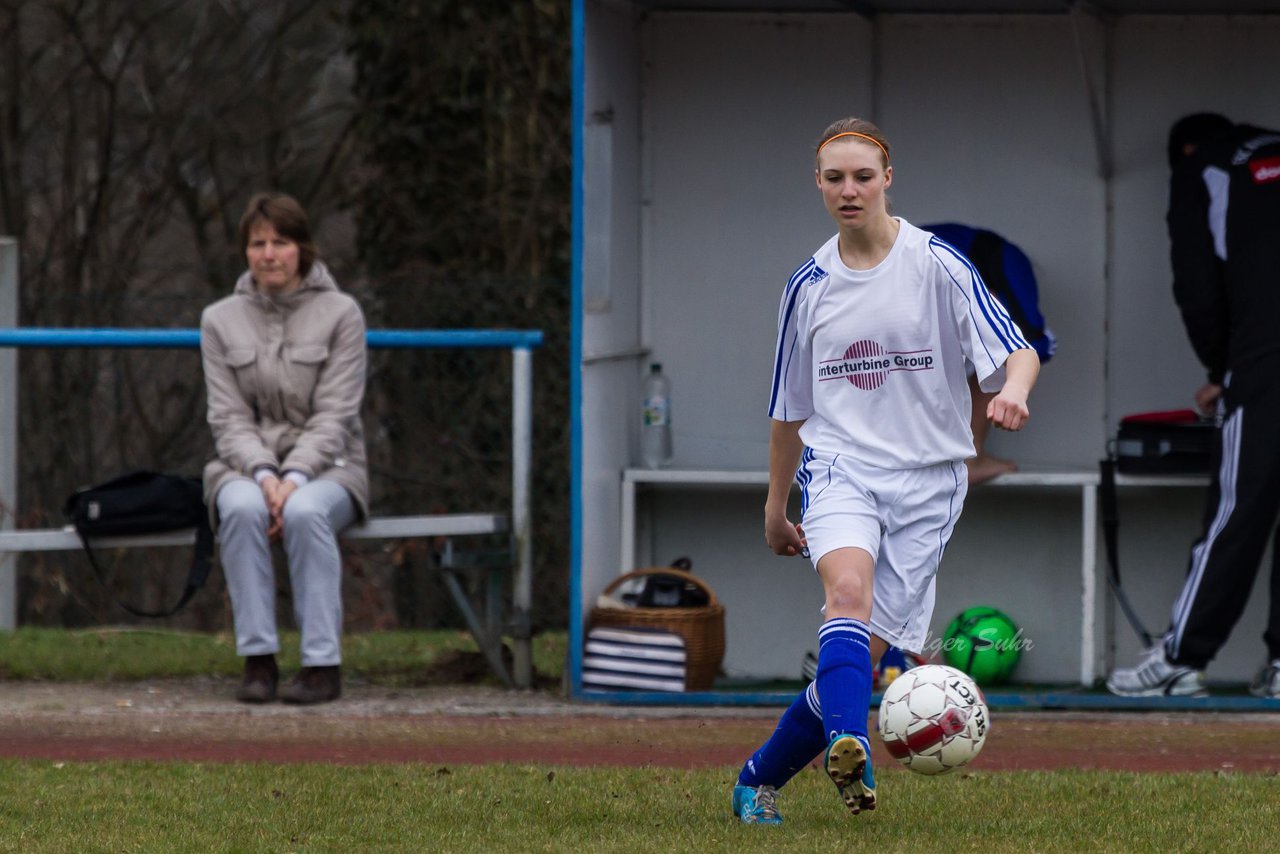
[589, 567, 725, 690]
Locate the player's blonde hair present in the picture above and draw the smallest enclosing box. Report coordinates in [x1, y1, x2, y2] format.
[816, 118, 891, 168]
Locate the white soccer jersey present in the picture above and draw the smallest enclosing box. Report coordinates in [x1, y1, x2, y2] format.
[768, 218, 1031, 469]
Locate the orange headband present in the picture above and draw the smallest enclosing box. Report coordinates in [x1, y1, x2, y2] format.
[818, 131, 890, 163]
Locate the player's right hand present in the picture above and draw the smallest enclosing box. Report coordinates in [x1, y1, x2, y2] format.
[765, 515, 807, 557]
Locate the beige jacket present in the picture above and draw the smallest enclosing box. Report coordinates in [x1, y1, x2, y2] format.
[200, 261, 369, 529]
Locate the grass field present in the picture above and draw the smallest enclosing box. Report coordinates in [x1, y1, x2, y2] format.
[0, 759, 1275, 852]
[2, 629, 1277, 851]
[0, 626, 568, 684]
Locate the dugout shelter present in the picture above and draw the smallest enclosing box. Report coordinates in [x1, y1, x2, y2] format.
[571, 1, 1280, 705]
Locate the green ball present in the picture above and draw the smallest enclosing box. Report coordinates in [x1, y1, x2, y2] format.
[942, 606, 1022, 685]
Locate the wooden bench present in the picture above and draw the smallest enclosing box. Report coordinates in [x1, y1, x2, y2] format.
[0, 512, 522, 688]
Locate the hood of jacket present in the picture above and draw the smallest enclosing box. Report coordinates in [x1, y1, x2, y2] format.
[233, 259, 340, 301]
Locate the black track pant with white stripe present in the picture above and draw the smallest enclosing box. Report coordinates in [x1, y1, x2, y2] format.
[1166, 371, 1280, 669]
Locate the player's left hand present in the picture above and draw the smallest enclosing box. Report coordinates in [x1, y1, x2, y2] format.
[987, 392, 1029, 431]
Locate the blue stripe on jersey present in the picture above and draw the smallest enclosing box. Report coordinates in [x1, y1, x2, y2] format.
[768, 258, 816, 417]
[940, 237, 1029, 351]
[929, 237, 1030, 355]
[947, 239, 1028, 348]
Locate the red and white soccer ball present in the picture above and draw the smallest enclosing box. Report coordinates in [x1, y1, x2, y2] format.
[876, 664, 990, 775]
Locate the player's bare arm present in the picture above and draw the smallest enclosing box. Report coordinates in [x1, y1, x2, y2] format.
[765, 419, 807, 556]
[987, 348, 1039, 432]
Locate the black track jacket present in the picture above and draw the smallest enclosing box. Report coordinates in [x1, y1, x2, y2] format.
[1167, 123, 1280, 387]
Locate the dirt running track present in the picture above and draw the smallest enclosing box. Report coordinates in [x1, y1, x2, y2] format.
[2, 679, 1279, 773]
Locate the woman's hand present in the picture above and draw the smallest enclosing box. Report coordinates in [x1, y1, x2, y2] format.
[260, 476, 298, 541]
[987, 390, 1030, 431]
[765, 419, 809, 557]
[987, 348, 1038, 432]
[766, 513, 807, 557]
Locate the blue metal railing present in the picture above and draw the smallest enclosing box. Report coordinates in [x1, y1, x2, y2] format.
[0, 328, 543, 350]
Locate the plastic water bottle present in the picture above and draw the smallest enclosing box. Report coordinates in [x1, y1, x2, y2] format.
[640, 362, 673, 468]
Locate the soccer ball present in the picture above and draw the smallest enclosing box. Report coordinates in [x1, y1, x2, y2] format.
[941, 606, 1022, 685]
[876, 664, 989, 775]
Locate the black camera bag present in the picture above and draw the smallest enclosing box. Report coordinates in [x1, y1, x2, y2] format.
[1113, 409, 1214, 475]
[63, 470, 215, 617]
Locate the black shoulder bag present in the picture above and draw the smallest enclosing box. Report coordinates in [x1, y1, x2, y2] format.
[1100, 410, 1215, 646]
[62, 470, 215, 618]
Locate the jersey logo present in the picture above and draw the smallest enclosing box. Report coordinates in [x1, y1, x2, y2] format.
[818, 339, 935, 391]
[1249, 155, 1280, 185]
[805, 264, 828, 286]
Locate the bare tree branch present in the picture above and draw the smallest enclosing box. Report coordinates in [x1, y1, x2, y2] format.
[4, 0, 360, 627]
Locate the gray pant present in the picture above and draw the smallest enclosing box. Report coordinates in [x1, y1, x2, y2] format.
[216, 478, 357, 666]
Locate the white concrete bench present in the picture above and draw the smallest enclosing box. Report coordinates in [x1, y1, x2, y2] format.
[0, 512, 520, 688]
[619, 466, 1212, 688]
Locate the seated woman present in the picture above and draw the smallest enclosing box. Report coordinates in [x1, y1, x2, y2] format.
[201, 192, 369, 704]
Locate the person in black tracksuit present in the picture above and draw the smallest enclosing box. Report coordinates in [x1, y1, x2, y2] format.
[1108, 113, 1280, 698]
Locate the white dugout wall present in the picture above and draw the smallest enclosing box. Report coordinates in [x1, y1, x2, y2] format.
[575, 2, 1280, 690]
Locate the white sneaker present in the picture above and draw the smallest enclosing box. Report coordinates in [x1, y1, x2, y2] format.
[1249, 663, 1280, 699]
[1106, 646, 1206, 697]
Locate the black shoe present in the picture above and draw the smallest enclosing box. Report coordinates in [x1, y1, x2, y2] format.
[280, 665, 342, 705]
[235, 654, 279, 703]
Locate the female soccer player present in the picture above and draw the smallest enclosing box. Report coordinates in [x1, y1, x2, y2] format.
[732, 118, 1040, 823]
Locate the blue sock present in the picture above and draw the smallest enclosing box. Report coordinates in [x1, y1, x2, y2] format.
[738, 682, 825, 788]
[816, 617, 873, 745]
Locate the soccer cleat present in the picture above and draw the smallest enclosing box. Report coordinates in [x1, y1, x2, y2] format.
[1106, 645, 1206, 697]
[824, 734, 876, 815]
[732, 784, 783, 825]
[1249, 663, 1280, 699]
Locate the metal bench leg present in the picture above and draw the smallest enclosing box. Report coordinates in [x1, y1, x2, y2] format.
[440, 567, 514, 689]
[486, 566, 504, 639]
